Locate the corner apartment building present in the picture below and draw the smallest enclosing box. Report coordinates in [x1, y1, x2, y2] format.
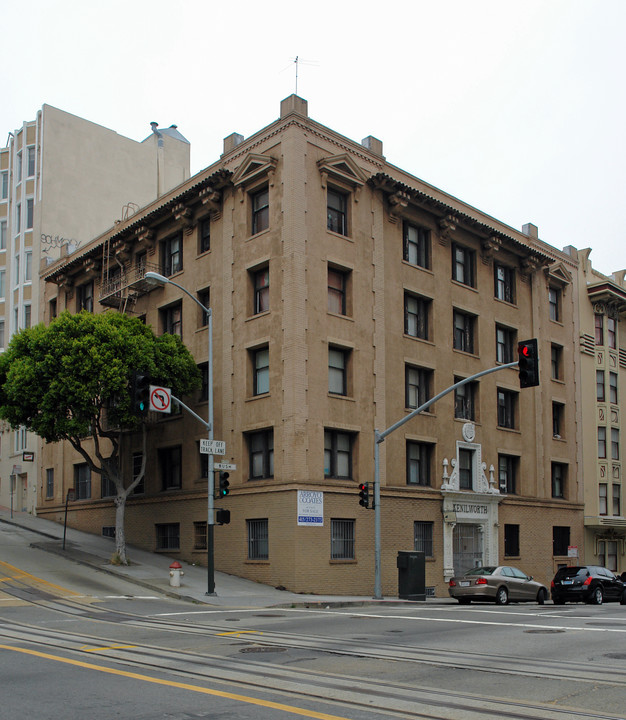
[0, 105, 190, 513]
[38, 95, 584, 597]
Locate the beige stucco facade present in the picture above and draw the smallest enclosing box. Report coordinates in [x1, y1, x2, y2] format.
[37, 95, 586, 597]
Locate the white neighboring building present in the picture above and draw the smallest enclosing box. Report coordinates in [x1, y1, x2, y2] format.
[0, 104, 190, 513]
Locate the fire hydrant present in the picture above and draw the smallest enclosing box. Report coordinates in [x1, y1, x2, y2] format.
[169, 560, 184, 588]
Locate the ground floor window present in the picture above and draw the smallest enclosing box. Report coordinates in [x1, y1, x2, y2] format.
[331, 519, 355, 559]
[247, 518, 269, 560]
[193, 521, 207, 550]
[414, 521, 433, 558]
[504, 524, 520, 557]
[598, 539, 618, 572]
[552, 526, 570, 556]
[45, 468, 54, 499]
[156, 523, 180, 551]
[74, 463, 91, 500]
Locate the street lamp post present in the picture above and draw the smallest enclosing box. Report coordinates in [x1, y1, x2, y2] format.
[144, 271, 216, 595]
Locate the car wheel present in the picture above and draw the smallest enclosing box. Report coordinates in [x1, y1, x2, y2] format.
[495, 587, 508, 605]
[537, 588, 547, 605]
[620, 590, 626, 606]
[591, 586, 603, 605]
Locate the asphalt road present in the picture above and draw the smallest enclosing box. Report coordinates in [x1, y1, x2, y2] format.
[2, 521, 626, 719]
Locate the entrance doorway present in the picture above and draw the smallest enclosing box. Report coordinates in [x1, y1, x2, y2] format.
[453, 523, 483, 575]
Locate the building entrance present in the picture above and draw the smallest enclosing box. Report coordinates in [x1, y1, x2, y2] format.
[453, 523, 483, 575]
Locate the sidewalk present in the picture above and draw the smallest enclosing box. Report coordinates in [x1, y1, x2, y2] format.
[0, 507, 435, 609]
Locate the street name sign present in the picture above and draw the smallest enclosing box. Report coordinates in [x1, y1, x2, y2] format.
[214, 462, 236, 471]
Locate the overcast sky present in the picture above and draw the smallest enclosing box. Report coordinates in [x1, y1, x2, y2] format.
[2, 0, 624, 276]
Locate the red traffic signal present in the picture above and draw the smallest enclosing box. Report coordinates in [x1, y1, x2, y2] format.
[358, 482, 370, 508]
[518, 339, 539, 388]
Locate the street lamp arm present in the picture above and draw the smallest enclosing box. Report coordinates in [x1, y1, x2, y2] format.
[144, 271, 211, 317]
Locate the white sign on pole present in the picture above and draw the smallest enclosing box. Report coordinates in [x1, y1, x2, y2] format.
[214, 462, 236, 471]
[297, 490, 324, 526]
[200, 439, 226, 455]
[149, 385, 171, 413]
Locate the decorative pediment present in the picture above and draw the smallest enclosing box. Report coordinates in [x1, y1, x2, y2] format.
[545, 261, 572, 287]
[317, 154, 369, 189]
[231, 153, 278, 187]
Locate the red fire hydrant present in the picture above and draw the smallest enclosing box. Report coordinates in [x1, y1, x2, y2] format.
[169, 560, 184, 588]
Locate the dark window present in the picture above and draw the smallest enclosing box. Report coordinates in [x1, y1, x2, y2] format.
[598, 426, 607, 459]
[199, 362, 209, 402]
[247, 518, 269, 559]
[608, 317, 617, 349]
[26, 198, 34, 229]
[610, 372, 618, 404]
[599, 484, 608, 515]
[329, 347, 349, 396]
[248, 429, 274, 479]
[75, 463, 91, 500]
[549, 287, 561, 322]
[327, 188, 348, 236]
[553, 526, 570, 556]
[198, 288, 210, 327]
[27, 146, 35, 177]
[101, 474, 116, 498]
[453, 310, 475, 353]
[458, 449, 473, 489]
[504, 524, 520, 557]
[552, 402, 564, 438]
[612, 428, 620, 460]
[404, 292, 429, 339]
[163, 233, 183, 276]
[193, 521, 207, 550]
[454, 378, 477, 420]
[199, 217, 211, 253]
[595, 314, 604, 345]
[159, 446, 182, 490]
[46, 468, 54, 499]
[405, 365, 432, 409]
[452, 243, 475, 287]
[77, 281, 94, 313]
[156, 523, 180, 551]
[597, 370, 605, 402]
[551, 344, 562, 380]
[414, 521, 434, 558]
[613, 485, 621, 517]
[403, 222, 430, 269]
[162, 302, 182, 337]
[132, 452, 145, 495]
[406, 441, 432, 486]
[494, 264, 515, 303]
[497, 389, 517, 429]
[49, 298, 57, 321]
[331, 519, 355, 559]
[251, 187, 269, 234]
[1, 171, 7, 199]
[551, 463, 566, 499]
[496, 324, 516, 363]
[498, 454, 517, 494]
[254, 267, 269, 314]
[328, 267, 348, 315]
[324, 429, 353, 479]
[253, 346, 269, 395]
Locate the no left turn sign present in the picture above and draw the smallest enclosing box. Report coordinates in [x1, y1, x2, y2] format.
[150, 385, 171, 413]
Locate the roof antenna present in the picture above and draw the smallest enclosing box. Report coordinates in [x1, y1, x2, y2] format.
[294, 55, 299, 95]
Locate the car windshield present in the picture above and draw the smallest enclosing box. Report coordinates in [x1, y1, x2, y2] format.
[556, 566, 586, 579]
[465, 566, 496, 576]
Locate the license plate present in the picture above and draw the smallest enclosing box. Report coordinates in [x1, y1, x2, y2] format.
[561, 580, 573, 585]
[459, 581, 470, 587]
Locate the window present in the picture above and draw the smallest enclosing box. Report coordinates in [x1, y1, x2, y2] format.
[15, 426, 27, 452]
[609, 372, 618, 404]
[197, 288, 210, 327]
[405, 365, 432, 410]
[163, 233, 183, 276]
[1, 171, 7, 199]
[26, 198, 33, 230]
[49, 298, 57, 320]
[0, 270, 5, 298]
[14, 255, 19, 286]
[75, 463, 91, 500]
[595, 314, 604, 345]
[498, 454, 518, 494]
[406, 441, 432, 486]
[0, 321, 4, 350]
[598, 540, 618, 572]
[253, 266, 269, 314]
[324, 429, 353, 479]
[548, 287, 561, 322]
[551, 463, 566, 499]
[599, 484, 608, 515]
[101, 474, 116, 498]
[247, 518, 269, 560]
[199, 217, 210, 253]
[414, 521, 434, 558]
[613, 485, 621, 517]
[251, 187, 269, 234]
[329, 346, 349, 396]
[328, 267, 348, 315]
[159, 446, 182, 490]
[0, 220, 6, 249]
[27, 146, 35, 177]
[403, 222, 430, 269]
[454, 378, 477, 421]
[46, 468, 54, 499]
[452, 243, 475, 287]
[608, 317, 617, 349]
[597, 370, 605, 402]
[24, 304, 31, 329]
[193, 521, 207, 550]
[16, 202, 21, 233]
[132, 452, 145, 495]
[504, 524, 520, 557]
[598, 426, 607, 459]
[77, 281, 94, 312]
[497, 389, 517, 429]
[495, 324, 515, 363]
[156, 523, 180, 551]
[552, 402, 564, 438]
[553, 526, 570, 556]
[453, 310, 475, 353]
[404, 293, 430, 340]
[327, 188, 347, 236]
[162, 302, 182, 337]
[16, 152, 22, 182]
[248, 429, 274, 479]
[253, 346, 270, 395]
[611, 427, 620, 460]
[494, 264, 515, 303]
[24, 251, 32, 282]
[199, 362, 209, 403]
[458, 448, 473, 489]
[331, 519, 355, 560]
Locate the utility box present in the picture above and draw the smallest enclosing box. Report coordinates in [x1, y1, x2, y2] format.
[397, 550, 426, 601]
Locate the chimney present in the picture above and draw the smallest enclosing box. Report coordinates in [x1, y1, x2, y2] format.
[280, 94, 308, 119]
[362, 136, 384, 157]
[522, 223, 538, 239]
[223, 132, 244, 155]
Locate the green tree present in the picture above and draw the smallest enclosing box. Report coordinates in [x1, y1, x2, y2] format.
[0, 311, 201, 564]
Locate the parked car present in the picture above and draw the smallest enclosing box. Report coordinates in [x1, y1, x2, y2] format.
[448, 565, 549, 605]
[550, 565, 626, 605]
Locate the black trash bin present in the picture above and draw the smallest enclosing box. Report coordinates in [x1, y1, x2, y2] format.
[397, 550, 426, 601]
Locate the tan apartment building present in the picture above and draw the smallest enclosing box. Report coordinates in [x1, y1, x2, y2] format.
[38, 95, 584, 597]
[0, 105, 190, 513]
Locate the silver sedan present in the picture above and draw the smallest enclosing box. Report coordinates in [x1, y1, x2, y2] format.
[448, 565, 549, 605]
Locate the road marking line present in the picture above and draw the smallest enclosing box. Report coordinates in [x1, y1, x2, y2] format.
[0, 644, 351, 720]
[0, 561, 81, 596]
[80, 644, 137, 652]
[216, 630, 262, 638]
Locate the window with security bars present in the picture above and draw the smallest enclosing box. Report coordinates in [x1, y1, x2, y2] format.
[414, 521, 433, 558]
[193, 521, 207, 550]
[247, 519, 269, 559]
[46, 468, 54, 499]
[156, 523, 180, 551]
[331, 519, 354, 559]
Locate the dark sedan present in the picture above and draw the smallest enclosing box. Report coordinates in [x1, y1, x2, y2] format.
[448, 565, 548, 605]
[551, 565, 626, 605]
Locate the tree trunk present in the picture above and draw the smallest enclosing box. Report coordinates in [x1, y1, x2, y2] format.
[114, 495, 128, 564]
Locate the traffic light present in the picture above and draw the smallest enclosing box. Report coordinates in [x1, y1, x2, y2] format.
[216, 509, 231, 525]
[518, 338, 539, 388]
[130, 371, 151, 415]
[358, 482, 370, 508]
[217, 471, 230, 498]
